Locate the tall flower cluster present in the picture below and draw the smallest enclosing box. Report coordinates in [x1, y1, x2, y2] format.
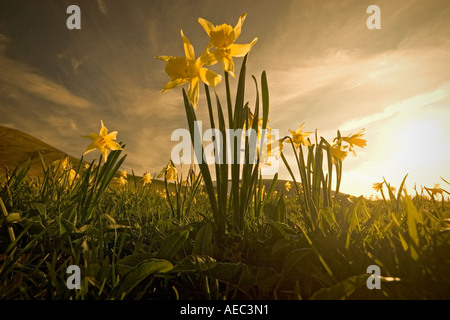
[156, 14, 258, 109]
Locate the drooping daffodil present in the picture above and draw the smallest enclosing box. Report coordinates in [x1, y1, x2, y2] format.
[342, 129, 367, 157]
[427, 184, 444, 197]
[372, 182, 384, 192]
[329, 143, 348, 164]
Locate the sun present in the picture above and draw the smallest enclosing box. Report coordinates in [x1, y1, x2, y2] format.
[376, 106, 450, 192]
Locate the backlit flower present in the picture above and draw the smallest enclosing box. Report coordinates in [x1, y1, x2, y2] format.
[329, 143, 348, 163]
[267, 137, 286, 160]
[143, 172, 152, 185]
[372, 182, 384, 192]
[68, 169, 78, 184]
[119, 170, 127, 178]
[115, 176, 127, 187]
[156, 30, 222, 109]
[198, 13, 258, 77]
[52, 155, 70, 174]
[288, 123, 312, 148]
[158, 163, 178, 182]
[342, 129, 367, 156]
[285, 181, 292, 192]
[427, 184, 444, 197]
[83, 120, 123, 163]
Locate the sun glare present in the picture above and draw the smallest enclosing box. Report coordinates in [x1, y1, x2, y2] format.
[374, 106, 450, 193]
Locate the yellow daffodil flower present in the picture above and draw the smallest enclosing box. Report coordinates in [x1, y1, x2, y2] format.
[372, 182, 384, 192]
[68, 169, 78, 184]
[52, 155, 70, 174]
[83, 120, 123, 163]
[267, 137, 286, 160]
[157, 163, 178, 182]
[115, 176, 127, 187]
[329, 143, 348, 163]
[52, 155, 78, 185]
[198, 13, 258, 77]
[288, 123, 312, 148]
[119, 170, 127, 178]
[427, 184, 444, 197]
[165, 164, 177, 181]
[156, 30, 222, 109]
[143, 172, 152, 186]
[285, 181, 292, 192]
[342, 129, 367, 156]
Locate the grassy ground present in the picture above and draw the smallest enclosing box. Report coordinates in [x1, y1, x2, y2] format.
[0, 142, 449, 300]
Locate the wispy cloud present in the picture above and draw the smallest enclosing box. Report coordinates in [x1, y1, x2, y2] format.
[96, 0, 109, 16]
[0, 33, 9, 53]
[0, 56, 91, 109]
[340, 83, 450, 131]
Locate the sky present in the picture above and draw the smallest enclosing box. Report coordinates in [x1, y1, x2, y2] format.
[0, 0, 449, 198]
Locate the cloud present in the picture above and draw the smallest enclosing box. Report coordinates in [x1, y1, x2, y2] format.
[264, 42, 450, 137]
[56, 52, 86, 75]
[0, 55, 91, 109]
[0, 33, 9, 53]
[96, 0, 108, 16]
[340, 83, 450, 131]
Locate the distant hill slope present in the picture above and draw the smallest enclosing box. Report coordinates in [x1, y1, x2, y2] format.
[0, 125, 352, 199]
[0, 126, 82, 178]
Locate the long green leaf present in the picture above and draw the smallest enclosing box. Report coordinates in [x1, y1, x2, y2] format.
[156, 229, 190, 260]
[116, 259, 172, 298]
[193, 223, 213, 256]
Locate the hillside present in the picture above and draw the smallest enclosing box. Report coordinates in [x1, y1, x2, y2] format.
[0, 125, 352, 199]
[0, 126, 82, 178]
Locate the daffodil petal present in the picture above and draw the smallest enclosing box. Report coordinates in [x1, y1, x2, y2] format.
[198, 68, 222, 87]
[233, 13, 247, 40]
[161, 79, 189, 92]
[106, 131, 118, 141]
[296, 123, 305, 133]
[188, 78, 199, 109]
[198, 18, 215, 36]
[352, 138, 367, 148]
[100, 120, 108, 137]
[198, 48, 219, 67]
[100, 148, 109, 162]
[107, 140, 123, 151]
[230, 38, 257, 57]
[181, 30, 195, 61]
[156, 55, 172, 62]
[83, 133, 99, 141]
[83, 143, 97, 155]
[222, 57, 235, 77]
